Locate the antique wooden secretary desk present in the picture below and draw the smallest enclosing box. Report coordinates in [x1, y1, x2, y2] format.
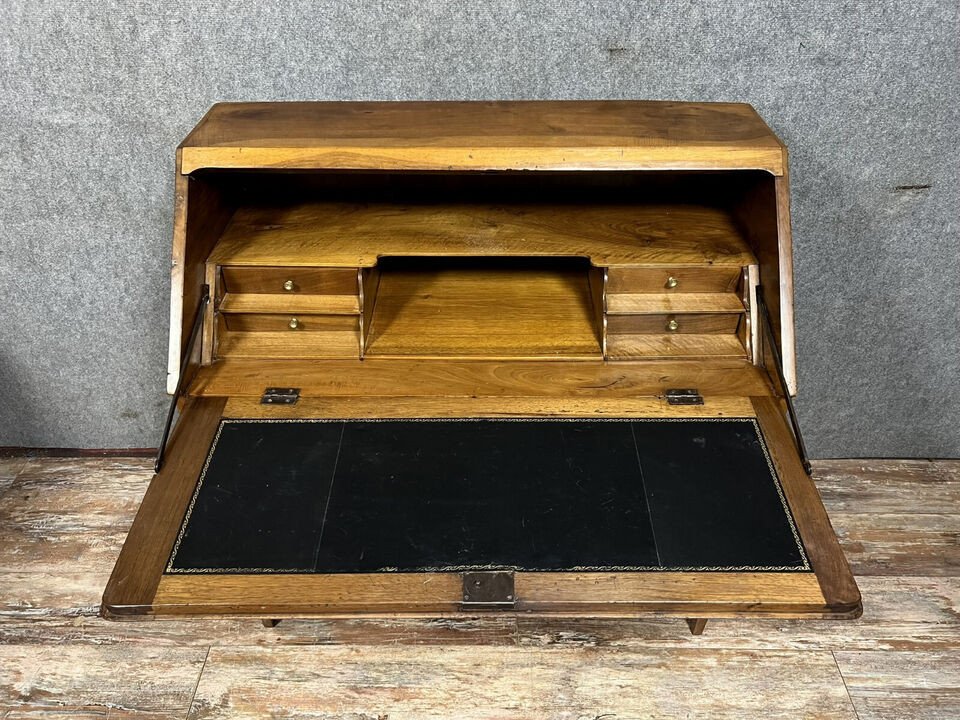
[102, 101, 861, 634]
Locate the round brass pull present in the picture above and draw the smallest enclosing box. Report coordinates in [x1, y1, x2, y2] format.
[666, 319, 679, 332]
[283, 280, 295, 291]
[665, 276, 678, 289]
[288, 317, 300, 329]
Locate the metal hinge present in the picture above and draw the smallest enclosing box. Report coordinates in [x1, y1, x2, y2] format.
[665, 388, 704, 405]
[461, 571, 515, 610]
[260, 388, 301, 405]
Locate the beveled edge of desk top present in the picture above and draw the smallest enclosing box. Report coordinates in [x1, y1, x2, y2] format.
[178, 101, 786, 175]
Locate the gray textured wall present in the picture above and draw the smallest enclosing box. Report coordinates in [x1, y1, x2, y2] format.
[1, 2, 957, 457]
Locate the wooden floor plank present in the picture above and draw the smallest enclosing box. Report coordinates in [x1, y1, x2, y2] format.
[0, 458, 151, 576]
[0, 645, 207, 719]
[835, 649, 960, 720]
[829, 512, 960, 577]
[188, 646, 856, 720]
[515, 576, 960, 652]
[2, 575, 955, 653]
[0, 457, 26, 498]
[816, 459, 959, 514]
[0, 457, 28, 476]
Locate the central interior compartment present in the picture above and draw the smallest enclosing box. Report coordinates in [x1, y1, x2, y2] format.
[364, 256, 603, 359]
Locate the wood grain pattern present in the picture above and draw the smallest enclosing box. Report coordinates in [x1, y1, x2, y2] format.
[188, 358, 776, 398]
[753, 397, 862, 614]
[606, 333, 748, 359]
[774, 174, 798, 394]
[206, 202, 757, 268]
[746, 263, 761, 363]
[359, 266, 381, 357]
[0, 458, 25, 497]
[101, 398, 226, 616]
[516, 576, 960, 652]
[513, 572, 827, 616]
[184, 646, 854, 719]
[221, 313, 359, 332]
[364, 264, 601, 359]
[816, 459, 960, 513]
[218, 292, 360, 315]
[167, 164, 234, 394]
[587, 265, 606, 352]
[221, 265, 358, 295]
[829, 511, 960, 577]
[834, 649, 960, 720]
[153, 574, 462, 615]
[606, 312, 742, 334]
[731, 172, 797, 394]
[607, 265, 743, 293]
[216, 330, 360, 359]
[0, 457, 27, 479]
[606, 291, 746, 314]
[0, 645, 207, 719]
[0, 459, 152, 579]
[222, 395, 758, 419]
[151, 572, 830, 619]
[179, 100, 787, 174]
[201, 263, 219, 365]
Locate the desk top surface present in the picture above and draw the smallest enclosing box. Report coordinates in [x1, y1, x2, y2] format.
[179, 101, 786, 174]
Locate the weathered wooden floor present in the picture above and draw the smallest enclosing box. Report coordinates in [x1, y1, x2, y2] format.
[0, 456, 957, 719]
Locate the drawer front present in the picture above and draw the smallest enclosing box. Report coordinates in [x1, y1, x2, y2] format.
[222, 266, 358, 295]
[607, 313, 741, 335]
[607, 267, 740, 294]
[222, 314, 359, 333]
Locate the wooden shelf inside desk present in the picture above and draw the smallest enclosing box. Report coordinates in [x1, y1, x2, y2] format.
[207, 201, 756, 268]
[364, 258, 602, 359]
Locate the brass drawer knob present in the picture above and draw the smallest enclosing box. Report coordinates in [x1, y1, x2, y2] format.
[666, 319, 679, 332]
[665, 276, 678, 289]
[288, 317, 299, 329]
[283, 279, 295, 291]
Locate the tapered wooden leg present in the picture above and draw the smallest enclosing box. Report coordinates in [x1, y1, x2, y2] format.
[262, 619, 280, 628]
[686, 618, 708, 635]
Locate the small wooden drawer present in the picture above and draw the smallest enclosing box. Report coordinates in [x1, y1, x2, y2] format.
[606, 333, 748, 359]
[606, 292, 745, 315]
[607, 266, 740, 294]
[222, 314, 359, 333]
[606, 313, 741, 335]
[221, 266, 358, 295]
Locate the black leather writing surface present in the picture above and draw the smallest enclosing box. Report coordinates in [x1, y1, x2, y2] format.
[316, 420, 658, 572]
[167, 418, 808, 574]
[168, 420, 343, 572]
[633, 419, 807, 570]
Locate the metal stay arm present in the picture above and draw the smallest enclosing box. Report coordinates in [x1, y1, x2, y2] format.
[756, 287, 813, 476]
[155, 285, 210, 473]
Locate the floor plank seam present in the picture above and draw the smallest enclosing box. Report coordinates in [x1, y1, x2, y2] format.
[831, 649, 863, 720]
[185, 645, 211, 720]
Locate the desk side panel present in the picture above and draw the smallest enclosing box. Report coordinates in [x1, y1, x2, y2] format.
[732, 163, 797, 395]
[166, 156, 234, 393]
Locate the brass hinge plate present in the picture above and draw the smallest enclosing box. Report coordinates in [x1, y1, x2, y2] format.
[260, 387, 301, 405]
[665, 388, 704, 406]
[461, 571, 515, 610]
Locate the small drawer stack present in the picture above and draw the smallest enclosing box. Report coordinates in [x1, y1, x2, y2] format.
[213, 266, 362, 359]
[604, 265, 754, 360]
